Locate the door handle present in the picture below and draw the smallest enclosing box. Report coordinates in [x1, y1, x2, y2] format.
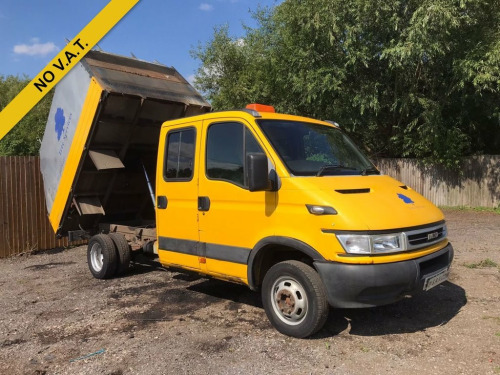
[157, 196, 168, 209]
[198, 196, 210, 211]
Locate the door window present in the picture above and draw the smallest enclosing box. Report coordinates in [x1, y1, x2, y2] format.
[206, 122, 264, 188]
[164, 128, 196, 181]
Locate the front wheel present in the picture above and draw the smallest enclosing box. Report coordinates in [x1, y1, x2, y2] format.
[262, 260, 329, 338]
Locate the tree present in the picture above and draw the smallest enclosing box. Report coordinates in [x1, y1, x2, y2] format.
[0, 75, 53, 156]
[192, 0, 500, 168]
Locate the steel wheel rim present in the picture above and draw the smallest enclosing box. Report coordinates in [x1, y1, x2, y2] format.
[270, 276, 308, 325]
[90, 243, 104, 272]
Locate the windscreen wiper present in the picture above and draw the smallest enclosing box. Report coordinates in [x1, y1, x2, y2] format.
[361, 167, 380, 176]
[316, 164, 359, 176]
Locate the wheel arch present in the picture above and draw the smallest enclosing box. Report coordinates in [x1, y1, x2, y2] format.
[247, 236, 325, 290]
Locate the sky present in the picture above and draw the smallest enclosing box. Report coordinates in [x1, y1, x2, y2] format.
[0, 0, 281, 84]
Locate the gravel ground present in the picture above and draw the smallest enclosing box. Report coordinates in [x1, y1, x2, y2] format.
[0, 209, 498, 375]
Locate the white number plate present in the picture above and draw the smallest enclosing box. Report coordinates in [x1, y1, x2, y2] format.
[423, 268, 449, 291]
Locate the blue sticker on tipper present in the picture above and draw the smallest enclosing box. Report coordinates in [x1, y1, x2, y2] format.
[55, 107, 65, 140]
[397, 193, 414, 204]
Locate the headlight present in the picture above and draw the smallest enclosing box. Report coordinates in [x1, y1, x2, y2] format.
[336, 235, 371, 254]
[336, 233, 405, 254]
[372, 234, 402, 253]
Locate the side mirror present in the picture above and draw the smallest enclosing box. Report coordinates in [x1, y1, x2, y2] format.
[246, 153, 271, 192]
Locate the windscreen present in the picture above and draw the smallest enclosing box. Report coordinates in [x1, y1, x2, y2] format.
[258, 120, 379, 176]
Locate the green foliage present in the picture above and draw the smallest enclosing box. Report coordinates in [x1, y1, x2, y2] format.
[192, 0, 500, 168]
[0, 75, 53, 156]
[464, 258, 498, 269]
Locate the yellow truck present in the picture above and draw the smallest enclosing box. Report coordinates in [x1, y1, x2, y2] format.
[41, 51, 453, 338]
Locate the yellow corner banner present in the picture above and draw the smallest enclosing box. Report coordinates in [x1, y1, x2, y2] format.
[0, 0, 140, 141]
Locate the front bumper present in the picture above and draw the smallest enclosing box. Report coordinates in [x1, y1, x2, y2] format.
[314, 243, 454, 308]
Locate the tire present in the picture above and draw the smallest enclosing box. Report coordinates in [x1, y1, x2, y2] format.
[87, 234, 118, 279]
[262, 260, 329, 338]
[108, 233, 131, 276]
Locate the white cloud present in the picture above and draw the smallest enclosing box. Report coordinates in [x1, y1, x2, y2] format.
[13, 40, 58, 57]
[202, 65, 222, 80]
[199, 3, 214, 11]
[187, 74, 196, 86]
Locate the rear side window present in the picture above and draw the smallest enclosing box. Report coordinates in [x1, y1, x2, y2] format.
[164, 128, 196, 181]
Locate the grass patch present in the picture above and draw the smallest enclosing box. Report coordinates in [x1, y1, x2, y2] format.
[464, 259, 498, 269]
[495, 332, 500, 337]
[440, 206, 500, 214]
[482, 316, 500, 324]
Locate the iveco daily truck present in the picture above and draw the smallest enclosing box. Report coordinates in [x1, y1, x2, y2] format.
[41, 51, 453, 338]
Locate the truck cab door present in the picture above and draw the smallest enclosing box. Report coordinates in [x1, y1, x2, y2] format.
[156, 122, 201, 271]
[198, 119, 276, 284]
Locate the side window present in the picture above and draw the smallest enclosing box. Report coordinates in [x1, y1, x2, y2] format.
[206, 122, 264, 188]
[245, 127, 262, 154]
[164, 128, 195, 181]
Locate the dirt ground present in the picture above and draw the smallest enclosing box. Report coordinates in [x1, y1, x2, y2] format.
[0, 209, 498, 375]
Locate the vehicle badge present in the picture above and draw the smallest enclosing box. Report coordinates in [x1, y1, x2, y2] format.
[427, 232, 439, 240]
[397, 193, 414, 204]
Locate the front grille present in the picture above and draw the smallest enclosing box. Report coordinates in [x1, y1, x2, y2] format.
[408, 227, 445, 246]
[405, 224, 446, 250]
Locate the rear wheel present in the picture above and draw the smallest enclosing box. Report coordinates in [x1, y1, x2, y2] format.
[262, 260, 329, 338]
[108, 233, 131, 276]
[87, 234, 117, 279]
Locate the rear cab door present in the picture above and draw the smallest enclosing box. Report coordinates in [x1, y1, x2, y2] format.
[156, 121, 202, 271]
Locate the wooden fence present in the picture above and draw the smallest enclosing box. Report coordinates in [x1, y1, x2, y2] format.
[0, 155, 498, 258]
[0, 156, 75, 258]
[376, 155, 500, 208]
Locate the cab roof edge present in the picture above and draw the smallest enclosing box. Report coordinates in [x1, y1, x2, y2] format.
[325, 120, 340, 127]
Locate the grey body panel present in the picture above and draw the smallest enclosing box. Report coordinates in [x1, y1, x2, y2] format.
[40, 63, 91, 213]
[81, 52, 209, 108]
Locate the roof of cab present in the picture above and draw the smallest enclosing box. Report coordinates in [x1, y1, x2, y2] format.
[161, 106, 338, 128]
